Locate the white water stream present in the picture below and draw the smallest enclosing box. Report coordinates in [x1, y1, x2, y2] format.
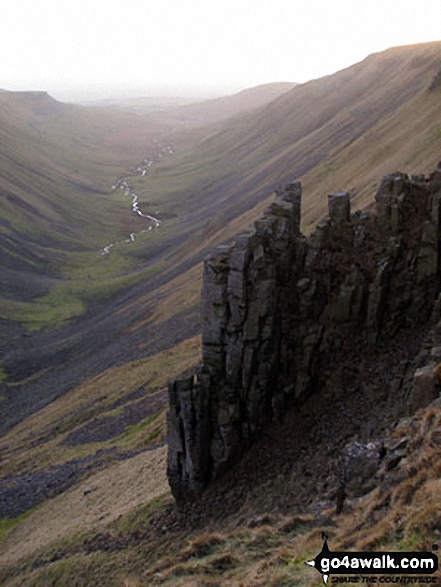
[100, 144, 174, 256]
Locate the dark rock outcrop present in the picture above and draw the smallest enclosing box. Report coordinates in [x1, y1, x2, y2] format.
[167, 169, 441, 503]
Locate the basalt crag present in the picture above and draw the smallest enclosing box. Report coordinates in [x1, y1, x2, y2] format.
[167, 168, 441, 503]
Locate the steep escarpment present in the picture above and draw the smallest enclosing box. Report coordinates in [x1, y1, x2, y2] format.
[167, 166, 441, 503]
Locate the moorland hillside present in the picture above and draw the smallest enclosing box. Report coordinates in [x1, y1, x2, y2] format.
[1, 41, 441, 586]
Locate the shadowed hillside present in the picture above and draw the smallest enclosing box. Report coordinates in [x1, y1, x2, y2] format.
[0, 82, 300, 433]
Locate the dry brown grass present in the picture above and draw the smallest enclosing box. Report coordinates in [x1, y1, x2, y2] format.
[137, 514, 326, 587]
[301, 91, 441, 231]
[336, 402, 441, 554]
[131, 264, 204, 333]
[179, 533, 226, 561]
[0, 445, 170, 572]
[121, 86, 441, 338]
[4, 292, 441, 587]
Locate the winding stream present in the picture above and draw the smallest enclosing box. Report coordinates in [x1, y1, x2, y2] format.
[100, 144, 174, 256]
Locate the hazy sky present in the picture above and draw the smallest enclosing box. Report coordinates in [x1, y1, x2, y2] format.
[1, 0, 440, 100]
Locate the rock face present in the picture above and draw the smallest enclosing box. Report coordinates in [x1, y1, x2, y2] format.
[408, 365, 438, 413]
[167, 170, 441, 503]
[342, 440, 384, 497]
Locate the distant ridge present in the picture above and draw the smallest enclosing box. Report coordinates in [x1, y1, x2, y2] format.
[153, 82, 298, 126]
[0, 90, 66, 116]
[167, 41, 441, 232]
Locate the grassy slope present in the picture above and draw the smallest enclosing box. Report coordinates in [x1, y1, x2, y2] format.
[124, 42, 441, 332]
[1, 42, 441, 586]
[0, 90, 172, 329]
[0, 81, 303, 436]
[3, 43, 440, 333]
[2, 43, 440, 400]
[0, 337, 201, 577]
[0, 80, 298, 332]
[0, 335, 201, 476]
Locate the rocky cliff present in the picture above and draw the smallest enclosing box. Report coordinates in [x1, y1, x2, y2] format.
[167, 167, 441, 503]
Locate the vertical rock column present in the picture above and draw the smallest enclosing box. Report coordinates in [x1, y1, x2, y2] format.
[167, 182, 302, 501]
[201, 245, 233, 374]
[167, 245, 233, 503]
[370, 172, 439, 335]
[328, 191, 350, 223]
[167, 375, 211, 504]
[208, 182, 303, 478]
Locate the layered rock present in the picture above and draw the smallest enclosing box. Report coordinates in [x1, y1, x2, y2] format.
[167, 169, 441, 503]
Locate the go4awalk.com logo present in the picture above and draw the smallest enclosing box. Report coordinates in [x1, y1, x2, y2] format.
[305, 534, 439, 584]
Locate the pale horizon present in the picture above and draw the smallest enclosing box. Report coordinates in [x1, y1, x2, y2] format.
[1, 0, 441, 102]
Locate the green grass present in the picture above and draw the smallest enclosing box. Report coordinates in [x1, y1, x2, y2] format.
[0, 249, 164, 331]
[396, 528, 425, 552]
[123, 412, 161, 439]
[0, 295, 86, 332]
[2, 551, 121, 587]
[5, 45, 440, 336]
[119, 410, 166, 449]
[0, 164, 175, 330]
